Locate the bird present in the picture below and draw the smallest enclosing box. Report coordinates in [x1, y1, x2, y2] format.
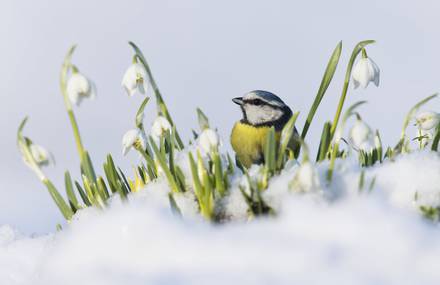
[230, 90, 299, 168]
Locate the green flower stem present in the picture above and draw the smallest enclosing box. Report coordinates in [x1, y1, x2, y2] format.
[327, 101, 366, 183]
[129, 42, 184, 149]
[67, 109, 85, 158]
[330, 40, 375, 138]
[137, 147, 158, 179]
[60, 45, 85, 158]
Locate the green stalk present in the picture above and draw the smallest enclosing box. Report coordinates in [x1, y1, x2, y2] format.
[129, 42, 184, 149]
[330, 40, 375, 137]
[60, 45, 85, 158]
[327, 101, 367, 183]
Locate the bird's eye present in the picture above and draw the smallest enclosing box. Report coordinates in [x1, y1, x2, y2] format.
[253, 99, 263, 106]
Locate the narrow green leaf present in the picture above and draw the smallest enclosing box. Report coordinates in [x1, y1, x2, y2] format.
[264, 127, 276, 174]
[168, 193, 182, 217]
[277, 112, 299, 169]
[150, 137, 181, 193]
[43, 179, 74, 220]
[213, 152, 226, 197]
[432, 126, 440, 151]
[188, 152, 202, 196]
[80, 151, 97, 183]
[316, 122, 332, 162]
[97, 176, 110, 200]
[196, 108, 210, 130]
[64, 171, 80, 212]
[75, 181, 92, 206]
[118, 167, 132, 194]
[135, 97, 150, 129]
[301, 41, 342, 141]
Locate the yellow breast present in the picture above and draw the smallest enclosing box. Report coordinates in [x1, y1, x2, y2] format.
[230, 122, 280, 168]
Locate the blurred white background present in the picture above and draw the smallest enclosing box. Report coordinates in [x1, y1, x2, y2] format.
[0, 0, 439, 233]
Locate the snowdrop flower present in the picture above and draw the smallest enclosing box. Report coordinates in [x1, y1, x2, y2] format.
[290, 162, 320, 193]
[352, 49, 380, 89]
[122, 62, 149, 96]
[29, 144, 52, 167]
[415, 111, 440, 131]
[22, 143, 53, 169]
[20, 142, 53, 181]
[66, 72, 96, 106]
[349, 118, 374, 151]
[122, 129, 146, 155]
[151, 116, 172, 139]
[198, 129, 220, 153]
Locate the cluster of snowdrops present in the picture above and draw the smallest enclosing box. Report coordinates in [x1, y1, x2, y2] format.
[17, 40, 440, 224]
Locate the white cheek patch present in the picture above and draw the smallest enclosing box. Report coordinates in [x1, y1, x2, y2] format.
[244, 104, 283, 125]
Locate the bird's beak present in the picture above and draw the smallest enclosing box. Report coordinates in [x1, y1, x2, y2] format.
[232, 97, 244, 105]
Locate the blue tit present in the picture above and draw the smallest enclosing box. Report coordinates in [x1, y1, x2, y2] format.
[230, 90, 299, 168]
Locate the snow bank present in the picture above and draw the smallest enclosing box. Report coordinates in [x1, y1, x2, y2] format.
[1, 151, 440, 285]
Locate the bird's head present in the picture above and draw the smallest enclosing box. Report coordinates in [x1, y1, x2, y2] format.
[232, 90, 292, 128]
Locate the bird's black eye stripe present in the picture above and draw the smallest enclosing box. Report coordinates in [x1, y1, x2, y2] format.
[245, 99, 264, 106]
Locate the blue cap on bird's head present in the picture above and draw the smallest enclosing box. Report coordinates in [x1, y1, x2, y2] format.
[232, 90, 287, 108]
[232, 90, 292, 127]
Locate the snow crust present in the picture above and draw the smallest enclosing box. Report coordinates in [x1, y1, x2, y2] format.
[2, 151, 440, 285]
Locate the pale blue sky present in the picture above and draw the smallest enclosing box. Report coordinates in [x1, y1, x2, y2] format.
[1, 0, 439, 233]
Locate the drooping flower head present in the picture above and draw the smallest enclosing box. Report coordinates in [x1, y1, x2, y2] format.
[290, 161, 320, 193]
[198, 129, 220, 154]
[415, 111, 440, 131]
[122, 61, 149, 97]
[151, 116, 172, 139]
[122, 129, 147, 155]
[66, 71, 96, 106]
[29, 144, 52, 167]
[349, 117, 374, 151]
[352, 49, 380, 89]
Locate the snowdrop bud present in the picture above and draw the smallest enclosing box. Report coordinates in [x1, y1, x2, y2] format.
[122, 129, 146, 155]
[122, 62, 148, 96]
[290, 162, 320, 193]
[352, 50, 380, 89]
[349, 119, 374, 151]
[415, 111, 440, 131]
[198, 129, 220, 153]
[66, 72, 96, 106]
[374, 132, 382, 150]
[151, 116, 172, 139]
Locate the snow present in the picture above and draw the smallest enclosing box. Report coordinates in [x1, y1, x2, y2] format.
[2, 151, 440, 285]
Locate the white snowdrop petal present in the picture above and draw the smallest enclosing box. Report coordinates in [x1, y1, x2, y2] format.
[66, 73, 94, 106]
[351, 57, 380, 90]
[198, 129, 220, 153]
[122, 63, 148, 97]
[122, 129, 145, 155]
[416, 111, 440, 131]
[349, 119, 374, 150]
[151, 116, 172, 139]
